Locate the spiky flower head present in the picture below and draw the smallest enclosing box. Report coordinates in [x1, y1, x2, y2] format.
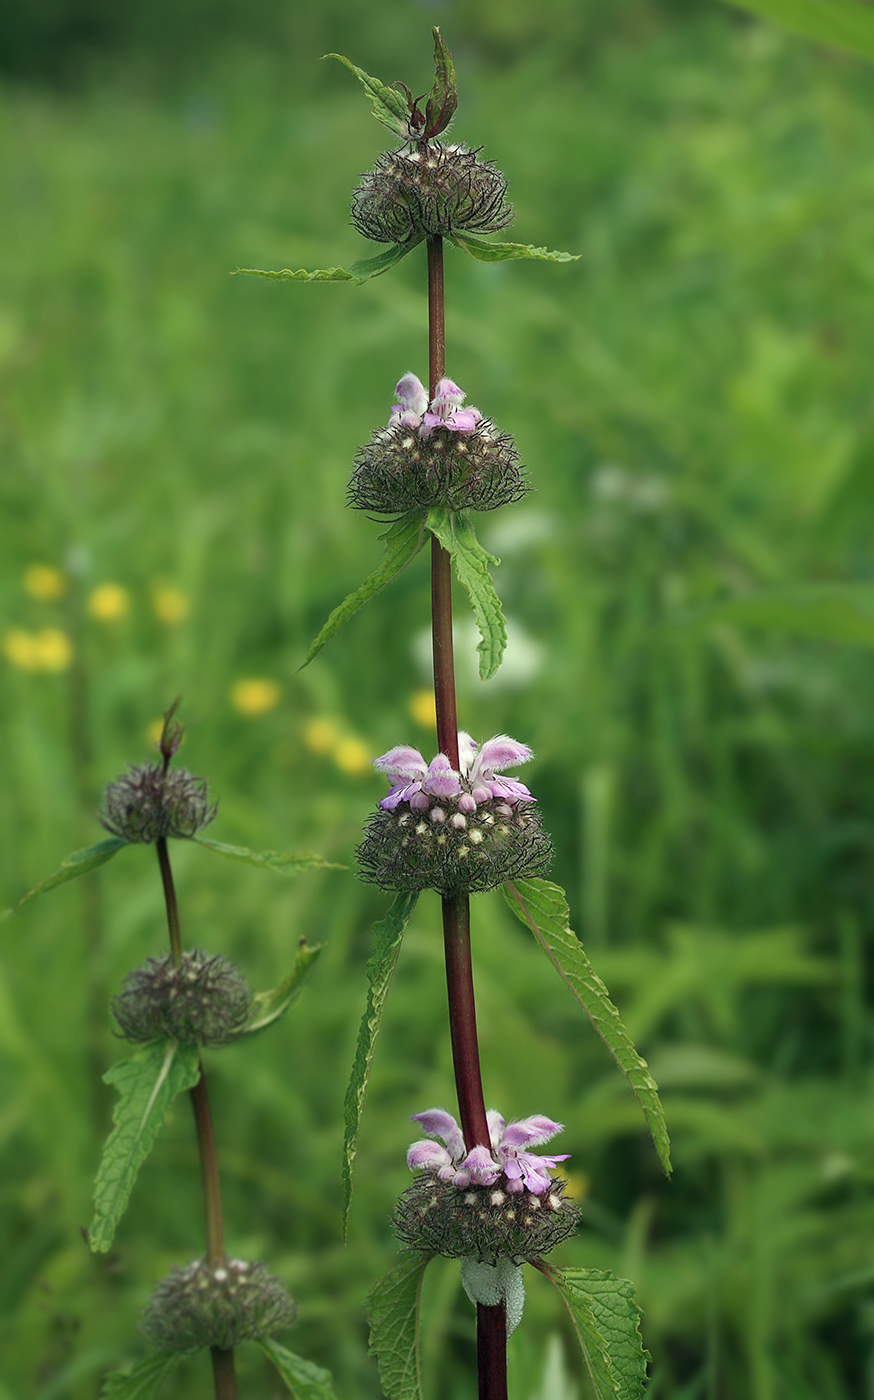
[394, 1108, 579, 1264]
[357, 733, 552, 896]
[112, 950, 253, 1048]
[140, 1258, 295, 1353]
[100, 698, 217, 843]
[351, 142, 511, 246]
[348, 373, 529, 515]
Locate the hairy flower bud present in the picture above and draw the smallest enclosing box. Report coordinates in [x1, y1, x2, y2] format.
[112, 950, 253, 1048]
[393, 1175, 579, 1265]
[140, 1258, 295, 1353]
[100, 762, 216, 843]
[351, 142, 512, 245]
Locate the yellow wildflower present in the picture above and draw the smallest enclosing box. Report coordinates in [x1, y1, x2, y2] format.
[146, 718, 165, 747]
[408, 689, 437, 730]
[152, 586, 189, 626]
[4, 629, 41, 671]
[303, 717, 340, 755]
[89, 583, 130, 622]
[24, 564, 67, 601]
[35, 628, 74, 671]
[334, 736, 372, 777]
[230, 678, 281, 717]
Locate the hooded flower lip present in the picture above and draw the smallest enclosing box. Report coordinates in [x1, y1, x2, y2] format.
[387, 373, 483, 438]
[375, 732, 533, 814]
[407, 1107, 569, 1197]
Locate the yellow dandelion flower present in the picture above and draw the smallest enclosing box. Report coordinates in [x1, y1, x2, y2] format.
[408, 688, 437, 730]
[230, 678, 281, 717]
[334, 736, 372, 777]
[147, 718, 165, 747]
[88, 583, 130, 622]
[152, 586, 190, 626]
[4, 629, 42, 671]
[34, 628, 73, 672]
[24, 564, 67, 601]
[303, 717, 340, 755]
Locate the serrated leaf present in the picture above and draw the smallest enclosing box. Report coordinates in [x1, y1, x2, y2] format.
[233, 242, 417, 287]
[452, 233, 580, 264]
[692, 583, 874, 647]
[538, 1264, 649, 1400]
[427, 507, 507, 681]
[325, 53, 410, 135]
[90, 1042, 201, 1253]
[424, 28, 458, 138]
[3, 837, 127, 919]
[366, 1253, 429, 1400]
[243, 940, 323, 1034]
[101, 1353, 181, 1400]
[721, 0, 874, 63]
[194, 838, 342, 875]
[303, 514, 426, 669]
[503, 879, 671, 1174]
[343, 893, 419, 1233]
[257, 1338, 339, 1400]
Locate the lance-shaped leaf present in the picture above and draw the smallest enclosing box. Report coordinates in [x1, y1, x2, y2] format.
[452, 233, 580, 264]
[90, 1041, 202, 1253]
[424, 28, 458, 138]
[325, 53, 410, 136]
[233, 242, 417, 287]
[536, 1263, 649, 1400]
[343, 892, 419, 1232]
[503, 879, 671, 1174]
[366, 1253, 429, 1400]
[258, 1338, 339, 1400]
[195, 837, 342, 876]
[242, 939, 323, 1035]
[101, 1353, 181, 1400]
[427, 507, 507, 682]
[720, 0, 874, 63]
[3, 837, 127, 919]
[303, 513, 426, 669]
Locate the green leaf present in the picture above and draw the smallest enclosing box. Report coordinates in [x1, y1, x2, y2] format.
[424, 28, 458, 137]
[257, 1338, 339, 1400]
[366, 1253, 429, 1400]
[101, 1354, 181, 1400]
[343, 893, 419, 1233]
[303, 514, 426, 669]
[720, 0, 874, 63]
[538, 1264, 649, 1400]
[101, 1353, 181, 1400]
[90, 1041, 201, 1253]
[195, 838, 342, 875]
[233, 242, 417, 287]
[452, 233, 580, 264]
[693, 583, 874, 647]
[427, 507, 507, 681]
[324, 53, 410, 136]
[503, 879, 671, 1175]
[243, 940, 323, 1034]
[3, 837, 127, 919]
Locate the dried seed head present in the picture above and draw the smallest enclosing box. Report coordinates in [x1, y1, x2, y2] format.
[356, 800, 552, 897]
[392, 1175, 579, 1265]
[348, 417, 529, 515]
[100, 762, 216, 843]
[140, 1258, 296, 1353]
[112, 950, 253, 1048]
[351, 142, 512, 245]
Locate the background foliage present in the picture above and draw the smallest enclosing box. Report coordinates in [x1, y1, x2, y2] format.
[2, 1, 874, 1396]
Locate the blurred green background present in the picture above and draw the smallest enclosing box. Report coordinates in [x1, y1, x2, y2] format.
[3, 0, 874, 1396]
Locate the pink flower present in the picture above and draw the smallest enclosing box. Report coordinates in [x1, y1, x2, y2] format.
[407, 1107, 569, 1196]
[373, 733, 535, 814]
[387, 373, 482, 438]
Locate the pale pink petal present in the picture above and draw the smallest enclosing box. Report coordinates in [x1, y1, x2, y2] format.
[457, 732, 478, 775]
[460, 1144, 502, 1186]
[488, 776, 534, 803]
[411, 1109, 466, 1159]
[457, 792, 477, 815]
[407, 1141, 453, 1173]
[431, 377, 466, 408]
[476, 736, 534, 773]
[486, 1109, 506, 1149]
[395, 372, 428, 416]
[443, 409, 481, 433]
[424, 754, 462, 799]
[373, 746, 428, 779]
[499, 1116, 564, 1150]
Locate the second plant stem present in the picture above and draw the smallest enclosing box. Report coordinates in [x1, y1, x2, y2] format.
[156, 836, 237, 1400]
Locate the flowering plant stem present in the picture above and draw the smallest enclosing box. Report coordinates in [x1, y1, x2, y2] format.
[155, 834, 237, 1400]
[427, 231, 507, 1397]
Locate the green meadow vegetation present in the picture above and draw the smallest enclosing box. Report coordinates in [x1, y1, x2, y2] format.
[3, 2, 874, 1395]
